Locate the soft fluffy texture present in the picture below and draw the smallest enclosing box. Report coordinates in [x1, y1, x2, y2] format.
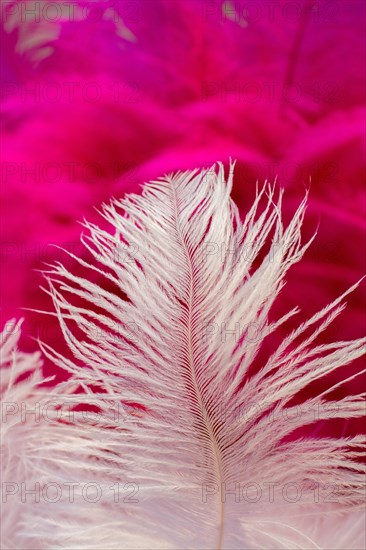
[0, 320, 49, 549]
[1, 165, 364, 549]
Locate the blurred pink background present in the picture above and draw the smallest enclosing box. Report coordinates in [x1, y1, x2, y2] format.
[1, 1, 365, 432]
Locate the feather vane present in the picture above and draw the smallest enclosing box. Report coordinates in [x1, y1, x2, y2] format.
[1, 164, 365, 549]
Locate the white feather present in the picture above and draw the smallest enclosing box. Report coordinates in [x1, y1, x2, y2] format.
[0, 320, 52, 549]
[1, 164, 365, 549]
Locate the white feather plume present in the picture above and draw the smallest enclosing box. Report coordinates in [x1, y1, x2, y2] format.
[1, 164, 365, 549]
[0, 320, 51, 549]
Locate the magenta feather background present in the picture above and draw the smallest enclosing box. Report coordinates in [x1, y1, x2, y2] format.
[1, 0, 365, 445]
